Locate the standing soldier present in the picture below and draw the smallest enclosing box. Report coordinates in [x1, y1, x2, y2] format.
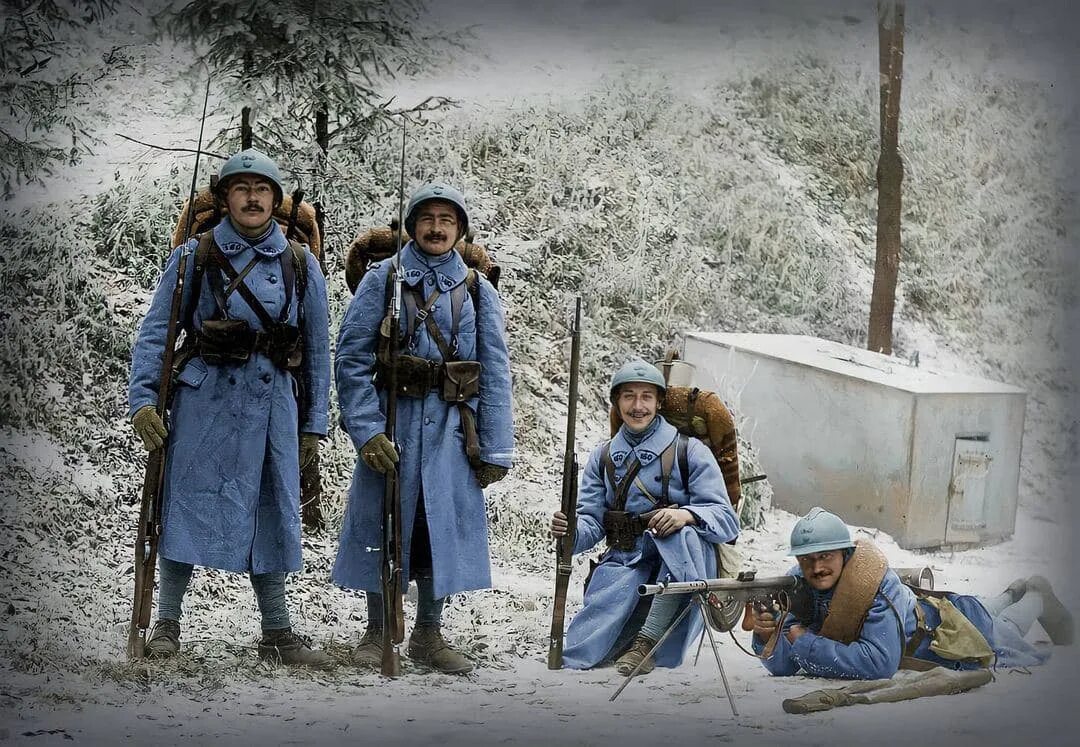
[334, 183, 514, 674]
[128, 148, 332, 667]
[550, 359, 740, 676]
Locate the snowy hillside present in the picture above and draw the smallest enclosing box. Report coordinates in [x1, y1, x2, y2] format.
[1, 0, 1078, 744]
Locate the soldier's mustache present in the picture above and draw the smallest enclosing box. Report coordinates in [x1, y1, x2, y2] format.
[423, 231, 448, 242]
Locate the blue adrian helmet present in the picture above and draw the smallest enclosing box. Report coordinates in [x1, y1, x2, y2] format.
[789, 507, 855, 556]
[609, 358, 667, 403]
[404, 183, 469, 239]
[217, 148, 285, 203]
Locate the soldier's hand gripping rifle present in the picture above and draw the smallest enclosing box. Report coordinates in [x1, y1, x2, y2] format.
[379, 117, 408, 678]
[547, 297, 582, 670]
[128, 77, 212, 660]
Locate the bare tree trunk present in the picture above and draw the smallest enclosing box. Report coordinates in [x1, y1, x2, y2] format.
[241, 106, 253, 149]
[867, 0, 905, 355]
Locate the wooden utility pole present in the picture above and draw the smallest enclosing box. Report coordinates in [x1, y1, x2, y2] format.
[867, 0, 905, 354]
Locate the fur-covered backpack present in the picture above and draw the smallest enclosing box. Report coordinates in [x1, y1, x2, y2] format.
[171, 181, 323, 258]
[344, 220, 500, 294]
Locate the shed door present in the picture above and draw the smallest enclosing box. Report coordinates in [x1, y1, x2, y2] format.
[945, 436, 992, 544]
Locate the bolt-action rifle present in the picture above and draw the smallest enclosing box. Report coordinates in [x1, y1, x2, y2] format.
[379, 117, 408, 677]
[127, 77, 212, 659]
[547, 297, 582, 670]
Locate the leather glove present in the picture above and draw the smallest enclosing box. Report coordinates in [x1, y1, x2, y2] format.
[299, 432, 320, 469]
[361, 433, 399, 474]
[475, 462, 508, 488]
[132, 405, 167, 451]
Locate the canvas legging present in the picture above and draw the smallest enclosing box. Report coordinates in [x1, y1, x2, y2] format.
[156, 556, 291, 630]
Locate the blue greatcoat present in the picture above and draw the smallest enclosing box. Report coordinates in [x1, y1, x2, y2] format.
[563, 416, 740, 669]
[128, 219, 330, 574]
[754, 566, 1049, 679]
[332, 241, 514, 599]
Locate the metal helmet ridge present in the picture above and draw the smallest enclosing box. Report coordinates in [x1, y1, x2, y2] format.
[609, 358, 667, 403]
[404, 183, 469, 240]
[789, 506, 855, 556]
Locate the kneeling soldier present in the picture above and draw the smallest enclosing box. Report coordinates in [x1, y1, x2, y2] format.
[551, 359, 740, 675]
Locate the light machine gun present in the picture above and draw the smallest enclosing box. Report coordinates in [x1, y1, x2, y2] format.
[610, 570, 813, 712]
[614, 566, 934, 714]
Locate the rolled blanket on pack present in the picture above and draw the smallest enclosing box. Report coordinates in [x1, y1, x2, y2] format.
[782, 667, 994, 714]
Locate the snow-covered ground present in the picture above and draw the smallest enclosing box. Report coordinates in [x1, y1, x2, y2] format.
[2, 1, 1078, 745]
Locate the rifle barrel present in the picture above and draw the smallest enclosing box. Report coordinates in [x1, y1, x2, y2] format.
[639, 575, 800, 597]
[547, 297, 582, 670]
[379, 115, 408, 677]
[128, 75, 211, 660]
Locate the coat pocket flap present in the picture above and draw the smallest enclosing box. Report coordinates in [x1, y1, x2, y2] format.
[176, 358, 208, 388]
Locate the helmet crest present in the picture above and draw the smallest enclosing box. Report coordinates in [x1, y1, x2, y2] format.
[789, 507, 854, 556]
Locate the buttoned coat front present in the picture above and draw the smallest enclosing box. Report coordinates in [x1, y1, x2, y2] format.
[562, 416, 740, 669]
[332, 241, 514, 599]
[128, 219, 330, 574]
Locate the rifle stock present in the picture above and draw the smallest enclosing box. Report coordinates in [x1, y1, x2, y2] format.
[547, 297, 582, 669]
[379, 117, 408, 677]
[128, 77, 210, 660]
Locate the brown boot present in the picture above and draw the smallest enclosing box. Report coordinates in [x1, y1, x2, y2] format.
[1027, 576, 1074, 646]
[352, 628, 384, 669]
[144, 619, 181, 659]
[258, 628, 335, 670]
[407, 626, 474, 674]
[615, 634, 657, 676]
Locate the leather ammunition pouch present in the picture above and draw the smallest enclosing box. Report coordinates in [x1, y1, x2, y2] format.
[195, 318, 302, 370]
[197, 319, 254, 364]
[603, 510, 651, 551]
[442, 360, 481, 402]
[378, 356, 482, 402]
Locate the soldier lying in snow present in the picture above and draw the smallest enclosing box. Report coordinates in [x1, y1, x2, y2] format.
[750, 507, 1074, 679]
